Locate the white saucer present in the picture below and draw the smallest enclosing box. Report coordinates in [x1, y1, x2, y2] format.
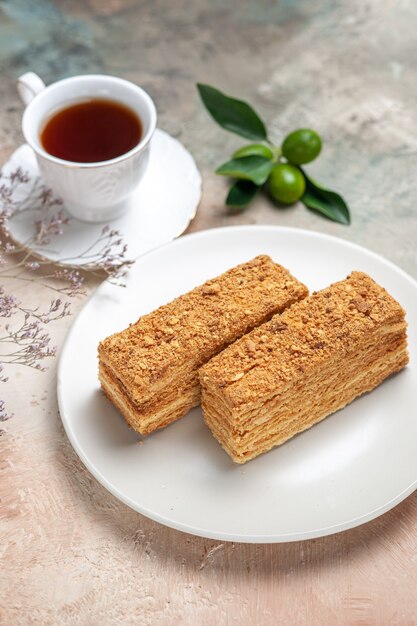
[3, 129, 201, 265]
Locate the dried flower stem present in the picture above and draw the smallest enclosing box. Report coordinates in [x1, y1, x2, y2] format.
[0, 167, 134, 428]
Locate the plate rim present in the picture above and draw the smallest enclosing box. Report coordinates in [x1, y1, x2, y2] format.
[57, 224, 417, 542]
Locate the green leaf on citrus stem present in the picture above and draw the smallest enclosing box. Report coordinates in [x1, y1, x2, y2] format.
[233, 143, 275, 160]
[226, 180, 259, 207]
[197, 83, 268, 141]
[300, 170, 351, 225]
[216, 155, 275, 185]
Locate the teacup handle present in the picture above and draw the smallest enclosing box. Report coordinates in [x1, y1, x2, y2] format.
[16, 72, 46, 106]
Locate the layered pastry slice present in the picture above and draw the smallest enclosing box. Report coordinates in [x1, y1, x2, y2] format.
[98, 255, 308, 435]
[199, 271, 408, 463]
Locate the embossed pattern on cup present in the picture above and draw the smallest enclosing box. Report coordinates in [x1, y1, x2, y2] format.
[37, 146, 150, 222]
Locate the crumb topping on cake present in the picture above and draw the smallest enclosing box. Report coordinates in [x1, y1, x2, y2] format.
[98, 255, 308, 392]
[199, 271, 407, 407]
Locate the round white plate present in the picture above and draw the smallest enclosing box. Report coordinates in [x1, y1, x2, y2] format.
[4, 129, 201, 264]
[57, 226, 417, 542]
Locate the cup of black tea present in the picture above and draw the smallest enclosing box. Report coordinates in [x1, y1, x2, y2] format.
[17, 72, 157, 222]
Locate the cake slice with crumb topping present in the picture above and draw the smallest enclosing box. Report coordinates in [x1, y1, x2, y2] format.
[98, 255, 308, 435]
[199, 272, 408, 463]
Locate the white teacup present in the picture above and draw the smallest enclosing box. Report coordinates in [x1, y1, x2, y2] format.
[17, 72, 157, 222]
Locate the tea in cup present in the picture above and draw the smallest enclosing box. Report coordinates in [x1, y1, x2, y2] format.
[17, 72, 157, 222]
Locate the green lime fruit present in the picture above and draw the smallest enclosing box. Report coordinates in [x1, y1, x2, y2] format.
[282, 128, 322, 165]
[268, 163, 305, 204]
[233, 143, 275, 160]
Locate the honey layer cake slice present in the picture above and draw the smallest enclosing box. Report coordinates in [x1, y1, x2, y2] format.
[199, 271, 408, 463]
[98, 255, 308, 435]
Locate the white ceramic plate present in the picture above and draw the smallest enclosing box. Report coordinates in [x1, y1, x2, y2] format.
[4, 129, 201, 264]
[57, 226, 417, 542]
